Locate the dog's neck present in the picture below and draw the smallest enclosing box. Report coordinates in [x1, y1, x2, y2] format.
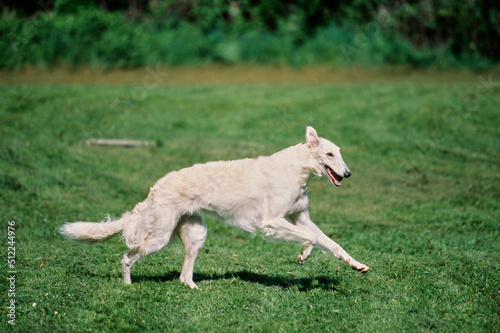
[269, 143, 323, 187]
[296, 143, 323, 178]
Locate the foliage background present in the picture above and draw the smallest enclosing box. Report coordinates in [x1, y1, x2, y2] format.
[1, 0, 499, 69]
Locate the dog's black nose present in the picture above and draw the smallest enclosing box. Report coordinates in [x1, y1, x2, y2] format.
[344, 170, 351, 178]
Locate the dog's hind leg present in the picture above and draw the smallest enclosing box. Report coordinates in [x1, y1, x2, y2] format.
[176, 214, 207, 289]
[122, 247, 141, 284]
[121, 210, 179, 284]
[121, 228, 176, 284]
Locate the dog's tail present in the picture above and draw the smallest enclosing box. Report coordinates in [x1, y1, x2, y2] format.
[60, 217, 127, 243]
[60, 197, 150, 248]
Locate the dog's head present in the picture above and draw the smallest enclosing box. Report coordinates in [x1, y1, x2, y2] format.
[305, 126, 351, 187]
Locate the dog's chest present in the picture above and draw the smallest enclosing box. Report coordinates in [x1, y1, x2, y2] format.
[285, 187, 309, 216]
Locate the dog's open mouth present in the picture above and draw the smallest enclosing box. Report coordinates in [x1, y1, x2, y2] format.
[324, 165, 343, 187]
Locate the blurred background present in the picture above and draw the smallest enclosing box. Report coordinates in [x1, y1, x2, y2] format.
[1, 0, 499, 70]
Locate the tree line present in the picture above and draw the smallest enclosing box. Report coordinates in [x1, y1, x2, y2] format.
[1, 0, 498, 68]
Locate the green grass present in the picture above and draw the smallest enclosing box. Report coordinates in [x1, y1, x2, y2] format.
[1, 70, 499, 332]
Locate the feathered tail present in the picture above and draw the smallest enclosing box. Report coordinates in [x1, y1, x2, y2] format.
[60, 216, 126, 243]
[60, 197, 150, 248]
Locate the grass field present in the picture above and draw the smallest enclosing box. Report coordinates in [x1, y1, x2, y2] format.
[1, 67, 499, 332]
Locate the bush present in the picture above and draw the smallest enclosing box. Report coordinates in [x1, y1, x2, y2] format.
[239, 31, 292, 64]
[295, 25, 359, 66]
[0, 3, 498, 69]
[155, 23, 212, 66]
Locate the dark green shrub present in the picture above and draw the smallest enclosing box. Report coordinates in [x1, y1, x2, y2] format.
[239, 31, 292, 64]
[0, 1, 498, 69]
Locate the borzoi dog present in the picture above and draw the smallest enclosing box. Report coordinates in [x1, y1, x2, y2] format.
[61, 126, 369, 289]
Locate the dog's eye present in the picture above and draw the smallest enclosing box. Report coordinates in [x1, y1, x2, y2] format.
[327, 152, 334, 157]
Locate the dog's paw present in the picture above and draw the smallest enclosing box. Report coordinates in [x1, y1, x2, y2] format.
[180, 276, 199, 289]
[185, 281, 199, 289]
[354, 264, 370, 273]
[297, 254, 305, 265]
[123, 275, 132, 284]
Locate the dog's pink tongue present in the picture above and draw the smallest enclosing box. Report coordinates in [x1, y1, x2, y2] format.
[333, 177, 341, 186]
[326, 167, 342, 186]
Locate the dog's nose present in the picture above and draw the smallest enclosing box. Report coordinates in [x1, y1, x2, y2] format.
[344, 170, 351, 178]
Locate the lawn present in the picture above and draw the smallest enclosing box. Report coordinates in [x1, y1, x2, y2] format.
[0, 67, 499, 332]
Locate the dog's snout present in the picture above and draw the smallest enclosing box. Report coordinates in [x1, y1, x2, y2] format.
[344, 170, 351, 178]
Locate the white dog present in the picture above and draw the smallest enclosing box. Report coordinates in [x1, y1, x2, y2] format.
[61, 126, 369, 289]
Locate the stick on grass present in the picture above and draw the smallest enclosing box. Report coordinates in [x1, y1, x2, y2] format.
[86, 139, 156, 147]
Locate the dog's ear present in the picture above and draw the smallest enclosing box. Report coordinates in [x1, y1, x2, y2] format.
[306, 126, 320, 148]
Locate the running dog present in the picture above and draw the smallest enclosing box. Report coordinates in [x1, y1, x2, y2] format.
[61, 126, 370, 289]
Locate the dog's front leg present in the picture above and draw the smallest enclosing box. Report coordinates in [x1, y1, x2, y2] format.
[260, 217, 318, 249]
[292, 212, 370, 273]
[297, 244, 314, 264]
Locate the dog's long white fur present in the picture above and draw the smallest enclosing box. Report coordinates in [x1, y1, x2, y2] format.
[60, 126, 369, 289]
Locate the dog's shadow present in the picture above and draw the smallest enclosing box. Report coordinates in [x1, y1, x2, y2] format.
[133, 270, 340, 292]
